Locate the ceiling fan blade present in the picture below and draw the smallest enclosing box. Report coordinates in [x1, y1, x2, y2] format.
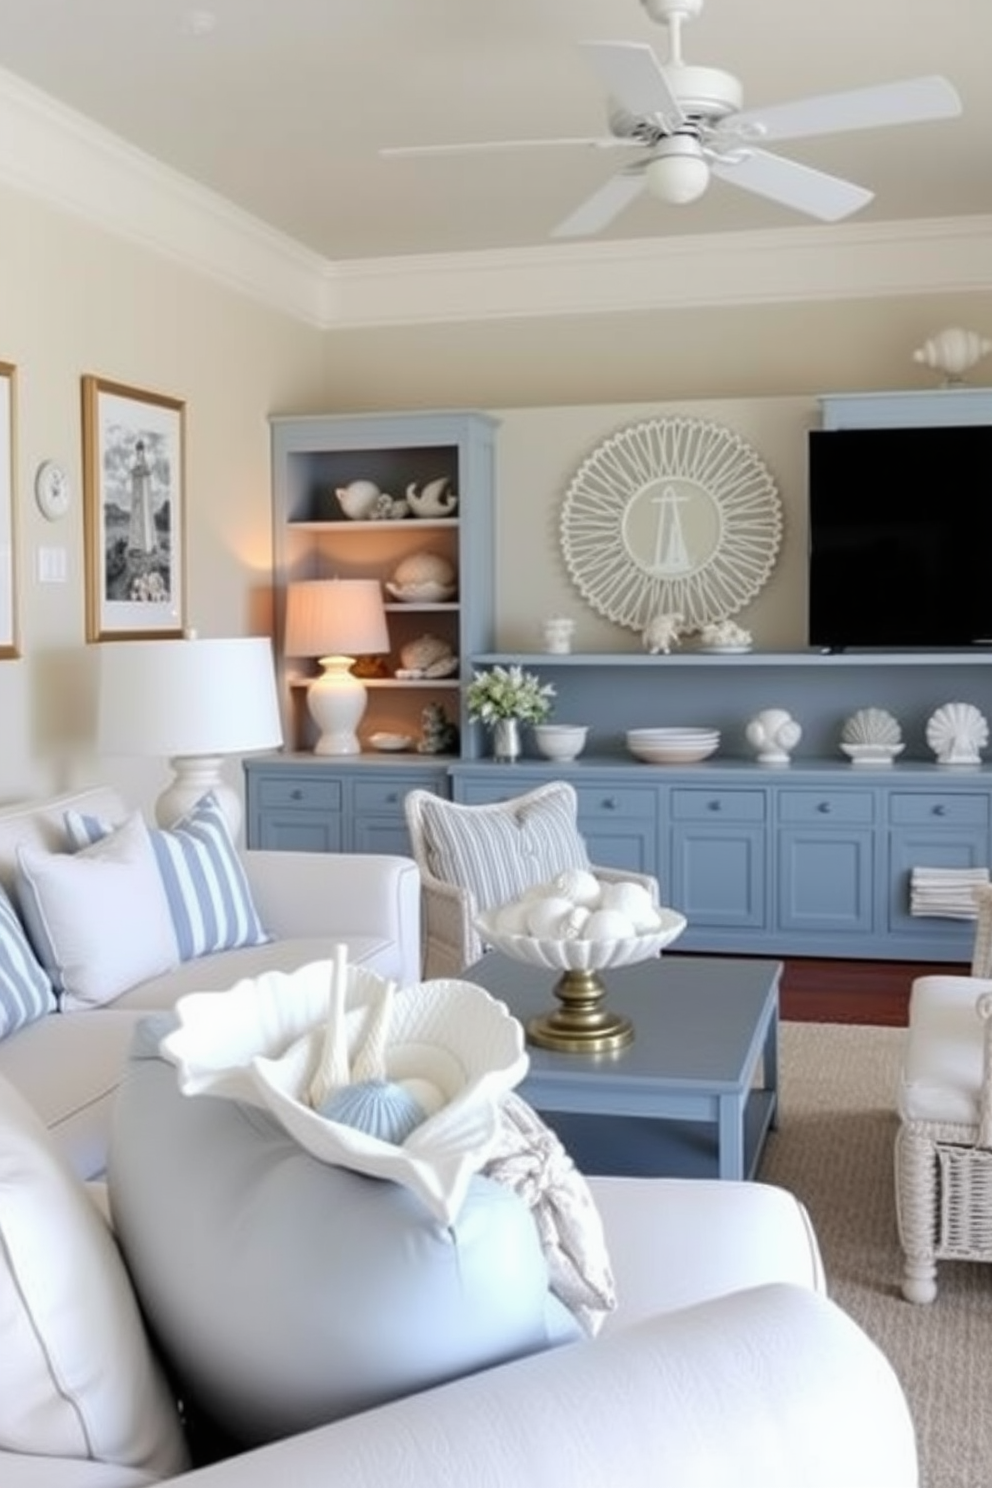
[580, 40, 686, 131]
[709, 147, 873, 221]
[551, 172, 646, 239]
[379, 136, 629, 159]
[722, 75, 961, 145]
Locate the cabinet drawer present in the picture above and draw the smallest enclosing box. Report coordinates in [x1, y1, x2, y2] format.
[575, 786, 657, 822]
[889, 792, 989, 827]
[352, 779, 410, 813]
[778, 790, 874, 825]
[670, 789, 766, 823]
[256, 777, 342, 813]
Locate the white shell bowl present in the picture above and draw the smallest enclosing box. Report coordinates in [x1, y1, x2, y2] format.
[841, 743, 905, 766]
[369, 732, 413, 752]
[160, 965, 528, 1226]
[532, 723, 588, 761]
[475, 906, 687, 973]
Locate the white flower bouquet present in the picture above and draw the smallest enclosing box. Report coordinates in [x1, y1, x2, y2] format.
[466, 664, 556, 726]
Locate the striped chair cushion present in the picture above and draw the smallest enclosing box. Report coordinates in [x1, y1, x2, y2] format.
[417, 783, 590, 913]
[0, 883, 55, 1038]
[65, 793, 270, 963]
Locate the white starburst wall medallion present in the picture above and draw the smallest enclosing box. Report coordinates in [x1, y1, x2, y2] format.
[560, 417, 783, 633]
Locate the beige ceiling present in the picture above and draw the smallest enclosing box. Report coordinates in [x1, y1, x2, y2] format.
[0, 0, 988, 265]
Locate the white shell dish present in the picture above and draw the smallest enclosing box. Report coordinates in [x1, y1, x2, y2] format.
[160, 963, 528, 1226]
[841, 708, 903, 747]
[926, 702, 990, 766]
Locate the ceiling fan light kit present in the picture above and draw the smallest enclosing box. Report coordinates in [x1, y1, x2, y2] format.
[645, 140, 710, 204]
[382, 0, 962, 240]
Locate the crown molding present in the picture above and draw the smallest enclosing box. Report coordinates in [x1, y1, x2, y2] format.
[323, 216, 992, 328]
[0, 66, 328, 324]
[0, 65, 988, 332]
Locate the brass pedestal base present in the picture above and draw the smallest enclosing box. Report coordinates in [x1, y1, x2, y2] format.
[526, 968, 634, 1055]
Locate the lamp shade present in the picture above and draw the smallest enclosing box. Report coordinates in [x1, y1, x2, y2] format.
[284, 580, 390, 756]
[284, 579, 390, 659]
[98, 636, 283, 832]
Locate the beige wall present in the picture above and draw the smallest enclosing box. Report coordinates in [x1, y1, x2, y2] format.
[1, 176, 988, 815]
[0, 184, 322, 810]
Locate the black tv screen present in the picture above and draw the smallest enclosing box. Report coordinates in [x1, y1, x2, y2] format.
[807, 423, 992, 649]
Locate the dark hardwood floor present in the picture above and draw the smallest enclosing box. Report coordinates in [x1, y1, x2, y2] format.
[777, 955, 969, 1025]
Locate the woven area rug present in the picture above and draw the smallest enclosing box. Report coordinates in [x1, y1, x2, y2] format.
[759, 1023, 992, 1488]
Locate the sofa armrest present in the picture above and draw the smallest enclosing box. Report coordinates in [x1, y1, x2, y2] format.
[161, 1283, 916, 1488]
[241, 851, 421, 987]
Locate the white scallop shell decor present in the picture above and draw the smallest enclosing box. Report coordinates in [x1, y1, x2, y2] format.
[160, 955, 529, 1226]
[841, 708, 903, 747]
[926, 702, 989, 766]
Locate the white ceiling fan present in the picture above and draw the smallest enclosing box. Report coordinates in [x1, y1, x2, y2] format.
[381, 0, 962, 238]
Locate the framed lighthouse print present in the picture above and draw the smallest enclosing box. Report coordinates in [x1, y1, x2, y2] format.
[82, 376, 187, 641]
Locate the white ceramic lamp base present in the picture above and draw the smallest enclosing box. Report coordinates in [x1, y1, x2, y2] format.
[307, 656, 368, 755]
[157, 756, 242, 837]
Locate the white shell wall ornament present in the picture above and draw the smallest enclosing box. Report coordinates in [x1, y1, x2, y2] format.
[560, 418, 782, 633]
[926, 702, 990, 765]
[913, 328, 992, 386]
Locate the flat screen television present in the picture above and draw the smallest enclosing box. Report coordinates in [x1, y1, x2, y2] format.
[807, 423, 992, 650]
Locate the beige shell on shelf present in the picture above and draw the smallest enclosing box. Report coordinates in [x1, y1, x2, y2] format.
[925, 702, 990, 765]
[841, 708, 903, 747]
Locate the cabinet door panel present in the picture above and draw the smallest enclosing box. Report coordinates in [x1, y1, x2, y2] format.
[778, 828, 874, 934]
[253, 814, 343, 853]
[670, 826, 766, 929]
[888, 826, 989, 938]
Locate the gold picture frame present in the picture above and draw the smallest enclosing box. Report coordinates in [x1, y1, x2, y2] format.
[0, 362, 18, 658]
[82, 376, 187, 641]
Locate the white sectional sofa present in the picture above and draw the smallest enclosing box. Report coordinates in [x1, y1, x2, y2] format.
[0, 786, 919, 1487]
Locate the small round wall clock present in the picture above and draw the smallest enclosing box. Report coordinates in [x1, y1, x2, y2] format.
[34, 460, 72, 521]
[560, 417, 783, 633]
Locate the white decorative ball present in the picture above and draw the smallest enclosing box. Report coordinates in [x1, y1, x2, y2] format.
[550, 868, 602, 907]
[598, 880, 658, 930]
[526, 895, 581, 938]
[583, 908, 637, 941]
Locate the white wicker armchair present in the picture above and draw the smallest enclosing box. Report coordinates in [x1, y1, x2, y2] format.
[404, 781, 660, 979]
[894, 881, 992, 1302]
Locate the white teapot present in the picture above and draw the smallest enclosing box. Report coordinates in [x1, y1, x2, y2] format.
[335, 480, 409, 520]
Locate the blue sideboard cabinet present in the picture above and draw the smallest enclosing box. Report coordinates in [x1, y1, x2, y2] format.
[251, 388, 992, 966]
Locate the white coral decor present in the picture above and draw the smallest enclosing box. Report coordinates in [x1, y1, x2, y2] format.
[160, 956, 529, 1226]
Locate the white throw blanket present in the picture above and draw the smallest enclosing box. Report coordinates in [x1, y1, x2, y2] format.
[484, 1092, 617, 1335]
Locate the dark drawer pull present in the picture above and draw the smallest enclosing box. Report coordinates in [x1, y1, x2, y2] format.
[706, 799, 722, 812]
[386, 791, 398, 804]
[291, 788, 304, 801]
[600, 797, 618, 811]
[932, 804, 947, 817]
[817, 801, 832, 814]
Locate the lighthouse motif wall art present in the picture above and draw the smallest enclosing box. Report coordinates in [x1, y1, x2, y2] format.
[82, 375, 187, 641]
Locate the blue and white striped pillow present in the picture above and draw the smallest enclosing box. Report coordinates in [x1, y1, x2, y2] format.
[0, 882, 56, 1037]
[65, 793, 270, 963]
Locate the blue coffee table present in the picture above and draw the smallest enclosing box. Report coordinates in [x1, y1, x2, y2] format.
[466, 952, 781, 1180]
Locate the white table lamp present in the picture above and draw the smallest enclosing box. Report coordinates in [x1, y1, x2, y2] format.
[284, 579, 390, 755]
[98, 635, 283, 835]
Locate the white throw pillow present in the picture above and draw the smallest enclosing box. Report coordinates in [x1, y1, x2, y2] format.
[65, 792, 270, 963]
[16, 811, 179, 1009]
[0, 880, 55, 1038]
[0, 1071, 188, 1474]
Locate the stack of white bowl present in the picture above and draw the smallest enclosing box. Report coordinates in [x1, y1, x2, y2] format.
[626, 727, 720, 764]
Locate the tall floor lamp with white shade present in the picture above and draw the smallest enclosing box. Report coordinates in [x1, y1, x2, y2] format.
[98, 635, 283, 837]
[284, 578, 390, 755]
